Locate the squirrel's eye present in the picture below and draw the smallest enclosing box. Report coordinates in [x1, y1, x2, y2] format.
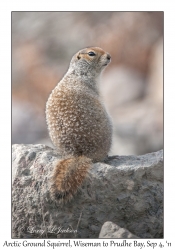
[88, 51, 96, 56]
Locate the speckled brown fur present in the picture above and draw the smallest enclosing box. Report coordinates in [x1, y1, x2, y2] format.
[46, 47, 112, 202]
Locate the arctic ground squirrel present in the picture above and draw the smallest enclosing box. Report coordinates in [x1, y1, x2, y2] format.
[46, 47, 112, 202]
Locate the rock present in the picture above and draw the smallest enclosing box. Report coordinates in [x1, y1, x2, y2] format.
[99, 221, 139, 238]
[12, 144, 163, 238]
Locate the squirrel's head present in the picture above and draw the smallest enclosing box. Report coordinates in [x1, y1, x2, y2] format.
[69, 47, 111, 78]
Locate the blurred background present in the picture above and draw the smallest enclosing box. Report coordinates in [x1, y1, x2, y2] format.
[12, 11, 163, 156]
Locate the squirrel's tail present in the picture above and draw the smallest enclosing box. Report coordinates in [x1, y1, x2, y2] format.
[51, 156, 92, 202]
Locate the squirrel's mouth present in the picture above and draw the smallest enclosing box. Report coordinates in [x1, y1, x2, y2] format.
[103, 58, 111, 66]
[102, 62, 110, 66]
[102, 53, 111, 67]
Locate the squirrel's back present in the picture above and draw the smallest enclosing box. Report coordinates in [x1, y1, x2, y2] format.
[46, 47, 112, 202]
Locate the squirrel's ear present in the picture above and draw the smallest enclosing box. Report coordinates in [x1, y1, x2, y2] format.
[77, 53, 81, 60]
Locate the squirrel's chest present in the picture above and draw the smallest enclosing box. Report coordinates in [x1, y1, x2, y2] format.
[47, 86, 101, 117]
[46, 86, 112, 156]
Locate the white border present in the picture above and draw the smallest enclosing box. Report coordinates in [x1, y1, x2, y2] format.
[1, 1, 175, 248]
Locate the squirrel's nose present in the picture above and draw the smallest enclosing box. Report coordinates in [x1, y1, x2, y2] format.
[106, 53, 111, 61]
